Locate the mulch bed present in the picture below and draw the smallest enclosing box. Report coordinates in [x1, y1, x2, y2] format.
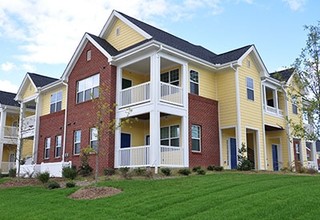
[68, 187, 122, 200]
[0, 178, 41, 188]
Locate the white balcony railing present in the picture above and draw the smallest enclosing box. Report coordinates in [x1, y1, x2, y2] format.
[1, 162, 16, 173]
[120, 82, 150, 107]
[119, 146, 150, 167]
[3, 126, 18, 138]
[21, 115, 35, 137]
[265, 105, 284, 117]
[160, 146, 183, 166]
[160, 82, 183, 105]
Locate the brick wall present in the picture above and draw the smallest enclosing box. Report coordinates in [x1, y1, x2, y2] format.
[38, 110, 65, 163]
[188, 94, 220, 167]
[65, 41, 116, 174]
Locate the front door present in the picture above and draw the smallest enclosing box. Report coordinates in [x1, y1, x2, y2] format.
[229, 138, 237, 169]
[272, 144, 279, 171]
[121, 133, 131, 166]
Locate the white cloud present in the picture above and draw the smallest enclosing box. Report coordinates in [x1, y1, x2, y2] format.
[1, 62, 15, 72]
[21, 63, 37, 73]
[0, 79, 18, 93]
[283, 0, 306, 11]
[0, 0, 253, 66]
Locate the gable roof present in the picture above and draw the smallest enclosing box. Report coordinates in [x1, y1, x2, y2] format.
[270, 68, 295, 83]
[87, 33, 119, 56]
[28, 72, 59, 87]
[0, 90, 20, 107]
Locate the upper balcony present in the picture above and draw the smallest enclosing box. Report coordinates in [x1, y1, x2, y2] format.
[117, 55, 187, 113]
[21, 115, 35, 138]
[263, 86, 285, 118]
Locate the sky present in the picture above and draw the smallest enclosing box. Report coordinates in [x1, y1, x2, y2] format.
[0, 0, 319, 93]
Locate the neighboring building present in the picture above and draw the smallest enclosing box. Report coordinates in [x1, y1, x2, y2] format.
[15, 10, 317, 176]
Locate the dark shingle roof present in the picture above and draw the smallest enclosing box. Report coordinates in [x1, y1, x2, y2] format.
[28, 72, 59, 87]
[0, 90, 19, 107]
[211, 45, 252, 65]
[87, 33, 119, 56]
[270, 68, 295, 83]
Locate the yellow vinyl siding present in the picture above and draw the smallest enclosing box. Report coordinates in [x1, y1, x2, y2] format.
[41, 85, 67, 116]
[22, 139, 33, 159]
[238, 54, 265, 169]
[216, 69, 237, 127]
[2, 145, 16, 161]
[264, 114, 286, 129]
[22, 79, 37, 100]
[221, 128, 236, 169]
[121, 120, 149, 146]
[122, 70, 149, 86]
[188, 64, 217, 100]
[106, 18, 145, 51]
[5, 114, 19, 126]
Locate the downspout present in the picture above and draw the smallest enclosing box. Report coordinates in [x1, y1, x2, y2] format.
[230, 63, 242, 163]
[62, 81, 68, 163]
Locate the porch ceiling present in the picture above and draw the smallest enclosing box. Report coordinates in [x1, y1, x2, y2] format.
[265, 124, 284, 131]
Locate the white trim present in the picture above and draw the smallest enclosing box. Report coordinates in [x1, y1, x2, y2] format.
[233, 65, 242, 155]
[62, 82, 68, 162]
[15, 74, 38, 101]
[245, 126, 260, 170]
[191, 124, 201, 152]
[261, 80, 267, 170]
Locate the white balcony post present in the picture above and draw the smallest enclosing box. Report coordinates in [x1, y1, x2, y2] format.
[114, 117, 121, 168]
[312, 141, 318, 170]
[0, 108, 5, 168]
[17, 102, 25, 173]
[263, 85, 267, 111]
[181, 115, 189, 167]
[32, 96, 41, 164]
[274, 89, 279, 115]
[150, 110, 160, 173]
[116, 67, 122, 107]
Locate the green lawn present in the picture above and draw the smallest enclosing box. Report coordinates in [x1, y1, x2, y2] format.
[1, 172, 320, 219]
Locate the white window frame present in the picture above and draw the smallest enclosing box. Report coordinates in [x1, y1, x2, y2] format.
[76, 74, 100, 104]
[161, 69, 180, 86]
[160, 125, 180, 147]
[44, 137, 51, 159]
[190, 70, 199, 95]
[292, 96, 298, 114]
[246, 77, 254, 101]
[191, 125, 201, 152]
[90, 127, 98, 151]
[55, 135, 62, 158]
[50, 91, 62, 113]
[74, 130, 81, 155]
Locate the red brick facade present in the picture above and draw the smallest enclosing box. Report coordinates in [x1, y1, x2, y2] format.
[65, 41, 116, 173]
[188, 94, 220, 167]
[37, 110, 65, 163]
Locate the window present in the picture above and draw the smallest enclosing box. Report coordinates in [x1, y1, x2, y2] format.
[90, 128, 98, 151]
[190, 70, 199, 95]
[74, 130, 81, 155]
[160, 125, 179, 147]
[50, 91, 62, 113]
[246, 77, 254, 101]
[161, 69, 179, 86]
[55, 135, 62, 158]
[192, 125, 201, 152]
[292, 96, 298, 114]
[44, 137, 51, 159]
[76, 74, 99, 103]
[86, 50, 91, 61]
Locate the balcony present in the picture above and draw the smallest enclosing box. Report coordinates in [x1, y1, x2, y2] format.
[0, 162, 16, 173]
[119, 81, 183, 108]
[3, 126, 18, 138]
[265, 106, 284, 117]
[22, 115, 35, 138]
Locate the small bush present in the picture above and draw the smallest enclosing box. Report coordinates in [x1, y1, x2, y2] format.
[78, 164, 93, 177]
[37, 172, 50, 184]
[145, 169, 153, 179]
[104, 168, 116, 176]
[192, 166, 202, 172]
[160, 168, 171, 176]
[66, 182, 76, 188]
[306, 168, 318, 175]
[62, 166, 77, 180]
[134, 168, 146, 176]
[8, 168, 16, 178]
[237, 159, 254, 171]
[197, 169, 206, 175]
[214, 166, 224, 171]
[207, 165, 215, 171]
[119, 167, 131, 179]
[178, 168, 191, 176]
[47, 181, 60, 189]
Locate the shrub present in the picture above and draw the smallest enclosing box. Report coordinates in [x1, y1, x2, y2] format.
[207, 165, 215, 171]
[104, 168, 116, 176]
[178, 168, 191, 176]
[145, 169, 154, 179]
[62, 166, 77, 180]
[306, 168, 318, 175]
[8, 168, 16, 178]
[214, 166, 224, 171]
[47, 181, 60, 189]
[196, 169, 206, 175]
[119, 167, 131, 179]
[192, 166, 202, 172]
[134, 168, 146, 176]
[37, 172, 50, 184]
[237, 159, 254, 171]
[66, 182, 76, 188]
[78, 147, 94, 177]
[160, 168, 171, 176]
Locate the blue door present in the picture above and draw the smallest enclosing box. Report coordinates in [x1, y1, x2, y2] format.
[272, 145, 279, 171]
[230, 138, 237, 169]
[121, 133, 131, 148]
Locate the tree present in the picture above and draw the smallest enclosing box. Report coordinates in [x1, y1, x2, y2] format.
[291, 21, 320, 141]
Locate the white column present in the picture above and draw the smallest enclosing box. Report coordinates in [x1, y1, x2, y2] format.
[0, 108, 6, 168]
[114, 67, 122, 168]
[16, 102, 25, 172]
[33, 96, 41, 164]
[312, 141, 318, 170]
[181, 115, 189, 167]
[274, 90, 279, 114]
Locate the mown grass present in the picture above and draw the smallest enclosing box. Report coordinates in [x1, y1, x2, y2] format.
[1, 172, 320, 219]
